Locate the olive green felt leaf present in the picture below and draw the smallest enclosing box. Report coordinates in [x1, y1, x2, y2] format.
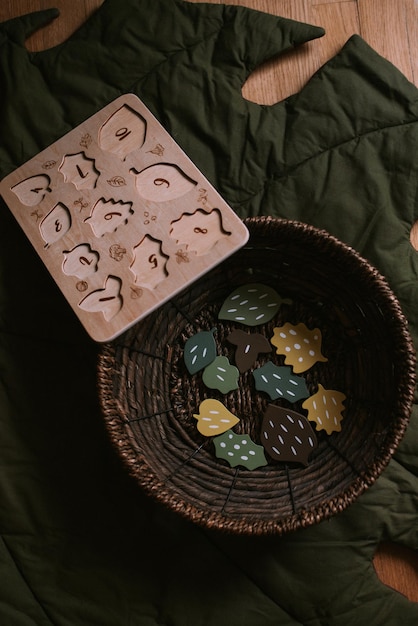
[218, 283, 291, 326]
[202, 356, 239, 394]
[184, 328, 217, 374]
[253, 361, 309, 402]
[213, 430, 267, 470]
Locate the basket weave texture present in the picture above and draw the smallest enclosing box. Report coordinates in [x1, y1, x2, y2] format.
[98, 217, 416, 535]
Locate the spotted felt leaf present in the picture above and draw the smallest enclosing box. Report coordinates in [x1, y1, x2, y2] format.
[253, 361, 309, 402]
[202, 356, 239, 393]
[193, 399, 239, 436]
[261, 404, 318, 466]
[184, 328, 217, 374]
[302, 384, 346, 434]
[270, 322, 327, 373]
[218, 283, 291, 326]
[213, 430, 267, 470]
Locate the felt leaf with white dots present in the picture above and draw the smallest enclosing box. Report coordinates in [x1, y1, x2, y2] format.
[253, 361, 310, 402]
[184, 328, 217, 374]
[261, 404, 318, 466]
[213, 430, 267, 470]
[302, 384, 346, 434]
[202, 356, 239, 393]
[270, 322, 327, 373]
[218, 283, 291, 326]
[193, 399, 240, 436]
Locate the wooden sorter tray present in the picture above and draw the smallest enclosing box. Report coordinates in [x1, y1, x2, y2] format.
[0, 94, 248, 341]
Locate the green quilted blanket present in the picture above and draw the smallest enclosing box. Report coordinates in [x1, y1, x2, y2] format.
[0, 1, 417, 624]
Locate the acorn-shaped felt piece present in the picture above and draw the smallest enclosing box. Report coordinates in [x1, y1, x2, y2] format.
[218, 283, 291, 326]
[226, 329, 272, 373]
[184, 328, 217, 374]
[270, 322, 327, 373]
[202, 356, 239, 393]
[213, 430, 267, 470]
[193, 399, 239, 436]
[261, 404, 318, 466]
[302, 384, 346, 434]
[253, 361, 309, 402]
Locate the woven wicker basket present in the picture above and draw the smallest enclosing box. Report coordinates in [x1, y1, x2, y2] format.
[97, 217, 416, 535]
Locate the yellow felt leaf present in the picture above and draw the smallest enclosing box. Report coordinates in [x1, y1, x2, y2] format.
[271, 322, 327, 373]
[193, 399, 239, 436]
[302, 384, 346, 434]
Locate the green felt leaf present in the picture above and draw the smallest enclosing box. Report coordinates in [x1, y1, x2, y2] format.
[213, 430, 267, 470]
[218, 283, 291, 326]
[253, 361, 309, 402]
[202, 356, 239, 393]
[184, 328, 217, 374]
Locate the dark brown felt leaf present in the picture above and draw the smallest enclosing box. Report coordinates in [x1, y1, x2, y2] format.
[261, 404, 318, 466]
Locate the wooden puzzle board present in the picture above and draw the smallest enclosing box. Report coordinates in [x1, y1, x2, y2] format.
[0, 94, 249, 341]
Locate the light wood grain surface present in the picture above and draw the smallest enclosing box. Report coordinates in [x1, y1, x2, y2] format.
[1, 0, 417, 604]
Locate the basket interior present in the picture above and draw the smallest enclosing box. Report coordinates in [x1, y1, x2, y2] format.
[98, 217, 415, 535]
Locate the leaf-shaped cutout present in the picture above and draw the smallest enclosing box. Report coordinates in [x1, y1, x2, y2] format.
[253, 362, 309, 402]
[261, 405, 318, 466]
[62, 244, 99, 279]
[202, 356, 239, 394]
[130, 235, 168, 289]
[169, 209, 231, 255]
[85, 198, 133, 237]
[270, 322, 328, 373]
[11, 174, 51, 206]
[59, 152, 99, 190]
[39, 202, 71, 245]
[213, 430, 267, 470]
[130, 163, 197, 202]
[99, 104, 147, 159]
[193, 399, 239, 436]
[78, 275, 122, 321]
[184, 328, 217, 374]
[302, 384, 346, 434]
[227, 329, 272, 372]
[219, 283, 291, 326]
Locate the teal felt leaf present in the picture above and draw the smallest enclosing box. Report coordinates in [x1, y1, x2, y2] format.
[202, 356, 239, 394]
[213, 430, 267, 470]
[218, 283, 291, 326]
[184, 328, 217, 374]
[253, 361, 309, 402]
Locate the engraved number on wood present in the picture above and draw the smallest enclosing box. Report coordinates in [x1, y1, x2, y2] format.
[115, 127, 132, 141]
[154, 178, 170, 187]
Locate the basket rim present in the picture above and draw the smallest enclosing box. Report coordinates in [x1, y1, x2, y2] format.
[97, 216, 417, 536]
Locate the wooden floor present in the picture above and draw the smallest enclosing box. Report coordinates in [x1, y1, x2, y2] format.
[1, 0, 418, 604]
